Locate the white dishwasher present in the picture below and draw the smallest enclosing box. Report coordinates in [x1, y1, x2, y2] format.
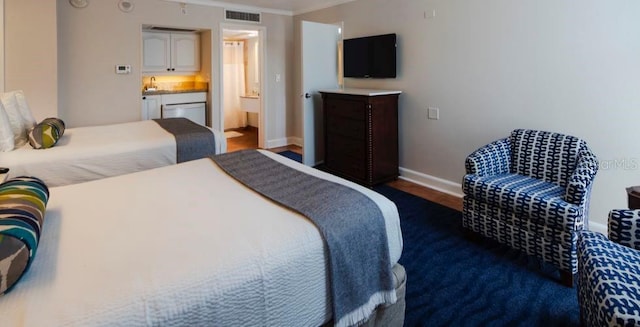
[162, 102, 206, 126]
[161, 92, 207, 126]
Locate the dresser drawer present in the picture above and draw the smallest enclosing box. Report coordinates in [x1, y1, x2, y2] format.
[326, 155, 366, 181]
[326, 134, 366, 158]
[326, 115, 366, 140]
[325, 99, 366, 121]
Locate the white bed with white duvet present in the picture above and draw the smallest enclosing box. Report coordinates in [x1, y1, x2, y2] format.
[0, 150, 405, 327]
[2, 119, 226, 187]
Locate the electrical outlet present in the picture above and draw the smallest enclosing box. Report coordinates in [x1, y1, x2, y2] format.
[428, 107, 439, 120]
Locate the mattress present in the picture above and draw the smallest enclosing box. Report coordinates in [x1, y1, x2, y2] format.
[0, 150, 402, 327]
[1, 120, 226, 187]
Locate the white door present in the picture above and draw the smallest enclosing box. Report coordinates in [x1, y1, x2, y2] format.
[301, 21, 341, 166]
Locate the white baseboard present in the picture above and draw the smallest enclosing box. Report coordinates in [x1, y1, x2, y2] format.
[265, 137, 302, 150]
[398, 166, 464, 198]
[589, 221, 607, 235]
[289, 137, 302, 147]
[265, 138, 289, 149]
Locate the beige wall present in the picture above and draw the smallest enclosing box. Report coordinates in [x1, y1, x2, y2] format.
[298, 0, 640, 231]
[53, 0, 293, 147]
[5, 0, 57, 120]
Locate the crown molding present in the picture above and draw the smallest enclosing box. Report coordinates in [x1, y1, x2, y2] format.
[292, 0, 355, 15]
[161, 0, 292, 16]
[161, 0, 356, 16]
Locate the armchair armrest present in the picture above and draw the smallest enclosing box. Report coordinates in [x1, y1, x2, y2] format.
[465, 138, 511, 176]
[608, 209, 640, 250]
[564, 148, 599, 205]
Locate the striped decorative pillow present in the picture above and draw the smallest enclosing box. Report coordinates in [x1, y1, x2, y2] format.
[28, 117, 66, 149]
[0, 176, 49, 295]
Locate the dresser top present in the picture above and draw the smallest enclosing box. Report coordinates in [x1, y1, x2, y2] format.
[319, 88, 402, 96]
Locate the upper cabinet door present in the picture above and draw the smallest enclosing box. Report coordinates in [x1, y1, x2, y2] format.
[142, 31, 200, 73]
[171, 33, 200, 72]
[142, 32, 171, 72]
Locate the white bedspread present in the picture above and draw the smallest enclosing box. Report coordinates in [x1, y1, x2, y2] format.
[0, 150, 402, 327]
[1, 120, 226, 187]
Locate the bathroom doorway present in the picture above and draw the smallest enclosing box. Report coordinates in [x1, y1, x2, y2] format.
[220, 25, 265, 151]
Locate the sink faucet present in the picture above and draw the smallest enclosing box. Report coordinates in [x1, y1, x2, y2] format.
[150, 76, 156, 88]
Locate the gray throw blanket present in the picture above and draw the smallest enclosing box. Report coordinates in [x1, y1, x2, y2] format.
[153, 118, 216, 163]
[210, 150, 396, 327]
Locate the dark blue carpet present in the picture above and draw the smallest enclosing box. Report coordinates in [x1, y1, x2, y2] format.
[372, 185, 580, 327]
[275, 151, 579, 326]
[277, 150, 302, 162]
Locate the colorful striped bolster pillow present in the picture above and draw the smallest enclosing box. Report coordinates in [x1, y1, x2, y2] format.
[28, 117, 66, 149]
[0, 176, 49, 295]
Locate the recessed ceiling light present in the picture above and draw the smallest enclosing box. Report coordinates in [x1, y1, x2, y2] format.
[69, 0, 88, 8]
[118, 0, 135, 12]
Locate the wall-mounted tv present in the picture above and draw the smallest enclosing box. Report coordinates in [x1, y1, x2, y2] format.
[343, 33, 397, 78]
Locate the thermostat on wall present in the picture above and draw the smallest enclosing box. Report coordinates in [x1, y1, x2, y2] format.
[115, 64, 132, 74]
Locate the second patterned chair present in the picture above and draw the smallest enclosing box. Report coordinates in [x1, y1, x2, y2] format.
[462, 129, 598, 286]
[577, 209, 640, 326]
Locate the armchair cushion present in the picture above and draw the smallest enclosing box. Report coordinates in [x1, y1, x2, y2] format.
[608, 209, 640, 250]
[463, 173, 582, 231]
[509, 129, 586, 187]
[577, 230, 640, 327]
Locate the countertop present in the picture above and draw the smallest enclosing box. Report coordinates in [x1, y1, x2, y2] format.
[318, 88, 402, 96]
[142, 88, 208, 96]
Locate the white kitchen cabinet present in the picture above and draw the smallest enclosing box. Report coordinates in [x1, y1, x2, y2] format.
[142, 32, 200, 73]
[141, 95, 162, 120]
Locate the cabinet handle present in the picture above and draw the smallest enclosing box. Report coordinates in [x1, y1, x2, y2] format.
[171, 68, 175, 71]
[142, 96, 146, 100]
[167, 68, 171, 71]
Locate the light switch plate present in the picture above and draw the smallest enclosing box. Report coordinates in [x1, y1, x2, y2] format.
[428, 107, 439, 120]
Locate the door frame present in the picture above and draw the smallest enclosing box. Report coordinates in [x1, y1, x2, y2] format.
[217, 23, 267, 149]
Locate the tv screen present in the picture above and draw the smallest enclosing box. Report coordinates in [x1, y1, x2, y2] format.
[343, 33, 396, 78]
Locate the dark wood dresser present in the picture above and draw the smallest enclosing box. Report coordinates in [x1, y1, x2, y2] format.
[320, 89, 401, 187]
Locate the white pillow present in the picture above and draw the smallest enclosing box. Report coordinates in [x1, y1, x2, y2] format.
[0, 91, 28, 147]
[14, 91, 37, 131]
[0, 101, 15, 151]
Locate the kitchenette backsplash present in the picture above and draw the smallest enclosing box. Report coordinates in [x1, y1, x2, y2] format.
[142, 75, 208, 93]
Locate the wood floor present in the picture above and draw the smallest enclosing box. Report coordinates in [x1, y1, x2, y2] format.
[225, 128, 463, 212]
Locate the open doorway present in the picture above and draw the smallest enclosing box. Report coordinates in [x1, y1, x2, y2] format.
[221, 25, 265, 152]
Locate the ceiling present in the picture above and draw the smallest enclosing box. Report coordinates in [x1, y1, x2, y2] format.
[164, 0, 356, 15]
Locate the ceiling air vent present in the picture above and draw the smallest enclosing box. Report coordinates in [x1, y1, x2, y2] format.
[225, 9, 261, 23]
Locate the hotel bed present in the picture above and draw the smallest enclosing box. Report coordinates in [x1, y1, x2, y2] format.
[0, 150, 405, 327]
[1, 119, 226, 187]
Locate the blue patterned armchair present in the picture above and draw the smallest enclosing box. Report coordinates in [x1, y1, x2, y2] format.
[462, 129, 598, 286]
[577, 210, 640, 326]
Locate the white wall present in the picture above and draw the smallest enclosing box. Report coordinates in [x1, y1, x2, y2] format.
[54, 0, 293, 146]
[4, 0, 57, 119]
[297, 0, 640, 230]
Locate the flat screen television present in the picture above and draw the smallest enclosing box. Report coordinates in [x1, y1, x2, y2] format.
[343, 33, 397, 78]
